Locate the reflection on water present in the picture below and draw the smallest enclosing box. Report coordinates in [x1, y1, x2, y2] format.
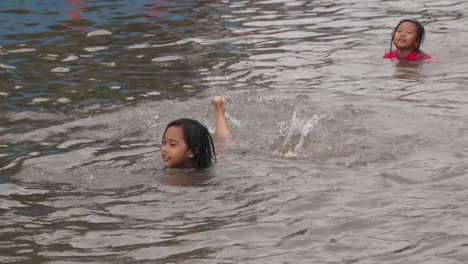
[1, 0, 468, 263]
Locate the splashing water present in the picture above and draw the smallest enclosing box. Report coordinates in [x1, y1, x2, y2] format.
[274, 109, 321, 158]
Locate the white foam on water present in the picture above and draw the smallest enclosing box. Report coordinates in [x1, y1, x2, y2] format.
[57, 139, 95, 149]
[57, 98, 71, 104]
[43, 54, 59, 60]
[32, 98, 50, 104]
[84, 46, 109, 52]
[127, 43, 151, 49]
[0, 63, 16, 69]
[7, 48, 36, 53]
[87, 29, 112, 37]
[151, 55, 182, 62]
[152, 38, 194, 47]
[62, 55, 79, 62]
[51, 67, 70, 73]
[146, 91, 161, 96]
[285, 1, 304, 6]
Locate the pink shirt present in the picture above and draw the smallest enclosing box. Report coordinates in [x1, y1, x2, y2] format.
[383, 50, 431, 61]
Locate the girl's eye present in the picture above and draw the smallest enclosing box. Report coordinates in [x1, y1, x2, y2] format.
[170, 143, 177, 147]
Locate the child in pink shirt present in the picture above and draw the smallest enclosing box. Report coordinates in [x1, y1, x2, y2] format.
[383, 19, 431, 61]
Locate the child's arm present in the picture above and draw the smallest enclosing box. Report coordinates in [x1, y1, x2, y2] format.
[212, 96, 233, 145]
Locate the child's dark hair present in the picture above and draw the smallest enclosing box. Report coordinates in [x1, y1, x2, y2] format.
[389, 19, 426, 53]
[164, 118, 216, 169]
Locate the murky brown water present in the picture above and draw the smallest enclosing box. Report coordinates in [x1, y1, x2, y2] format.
[1, 0, 468, 263]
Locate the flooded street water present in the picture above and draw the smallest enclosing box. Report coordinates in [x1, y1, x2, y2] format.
[1, 0, 468, 263]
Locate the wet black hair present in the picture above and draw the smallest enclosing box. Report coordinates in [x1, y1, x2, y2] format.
[389, 19, 426, 53]
[163, 118, 216, 169]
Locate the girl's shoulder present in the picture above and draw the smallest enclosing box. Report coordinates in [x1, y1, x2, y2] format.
[383, 50, 398, 59]
[407, 51, 431, 60]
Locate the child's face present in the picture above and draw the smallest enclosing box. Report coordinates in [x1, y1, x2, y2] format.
[393, 21, 419, 51]
[161, 126, 193, 168]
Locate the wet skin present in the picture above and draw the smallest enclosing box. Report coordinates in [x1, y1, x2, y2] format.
[393, 21, 419, 58]
[161, 126, 193, 168]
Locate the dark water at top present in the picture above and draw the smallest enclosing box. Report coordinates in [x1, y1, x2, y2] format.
[0, 0, 238, 110]
[1, 0, 468, 263]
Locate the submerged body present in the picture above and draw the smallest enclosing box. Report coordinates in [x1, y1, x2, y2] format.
[383, 50, 431, 61]
[384, 19, 431, 61]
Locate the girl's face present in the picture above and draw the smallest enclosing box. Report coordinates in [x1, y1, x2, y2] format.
[393, 21, 419, 51]
[161, 126, 193, 168]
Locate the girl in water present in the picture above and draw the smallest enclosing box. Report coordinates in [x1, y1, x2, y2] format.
[383, 19, 431, 61]
[161, 96, 232, 169]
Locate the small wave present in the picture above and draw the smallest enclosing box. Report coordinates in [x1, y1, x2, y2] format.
[84, 46, 109, 52]
[87, 29, 112, 37]
[7, 48, 36, 53]
[0, 63, 16, 69]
